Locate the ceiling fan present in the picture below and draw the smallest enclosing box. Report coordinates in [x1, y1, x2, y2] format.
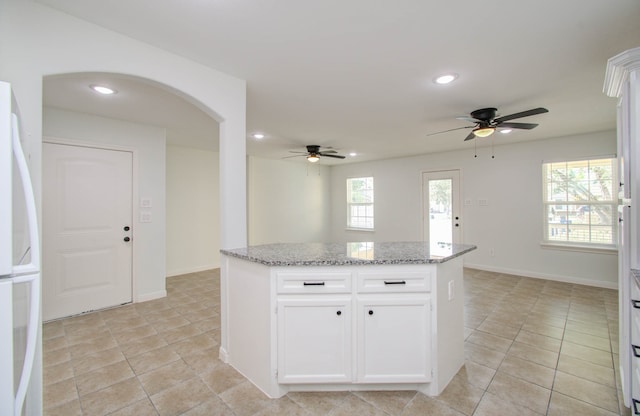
[285, 145, 346, 163]
[427, 107, 549, 141]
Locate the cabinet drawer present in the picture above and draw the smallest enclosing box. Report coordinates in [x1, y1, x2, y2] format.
[276, 271, 352, 294]
[357, 271, 431, 293]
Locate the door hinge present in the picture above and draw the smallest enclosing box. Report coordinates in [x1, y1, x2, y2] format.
[275, 370, 278, 379]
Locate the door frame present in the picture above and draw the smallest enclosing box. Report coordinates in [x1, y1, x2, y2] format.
[421, 169, 463, 243]
[42, 136, 139, 303]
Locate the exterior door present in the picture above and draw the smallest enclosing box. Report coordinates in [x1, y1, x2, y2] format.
[43, 142, 133, 321]
[423, 170, 461, 245]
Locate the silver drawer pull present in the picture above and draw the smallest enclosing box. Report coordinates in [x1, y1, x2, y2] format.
[303, 282, 325, 286]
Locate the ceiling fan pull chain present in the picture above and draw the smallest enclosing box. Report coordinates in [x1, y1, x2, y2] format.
[474, 138, 477, 158]
[491, 135, 495, 159]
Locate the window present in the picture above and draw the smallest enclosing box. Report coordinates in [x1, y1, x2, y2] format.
[347, 177, 374, 229]
[542, 158, 617, 248]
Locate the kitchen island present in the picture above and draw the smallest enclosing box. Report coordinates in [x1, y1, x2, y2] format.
[219, 241, 476, 398]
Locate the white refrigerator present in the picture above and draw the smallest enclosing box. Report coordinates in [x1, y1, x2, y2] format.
[0, 81, 41, 416]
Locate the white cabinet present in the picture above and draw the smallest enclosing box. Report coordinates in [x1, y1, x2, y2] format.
[357, 296, 431, 383]
[604, 46, 640, 411]
[276, 270, 353, 384]
[276, 268, 433, 385]
[277, 297, 351, 383]
[355, 269, 432, 383]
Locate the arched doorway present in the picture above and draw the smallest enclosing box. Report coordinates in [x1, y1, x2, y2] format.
[42, 72, 224, 319]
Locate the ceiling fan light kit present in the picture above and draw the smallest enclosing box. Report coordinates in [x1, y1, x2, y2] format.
[473, 127, 494, 137]
[307, 154, 320, 163]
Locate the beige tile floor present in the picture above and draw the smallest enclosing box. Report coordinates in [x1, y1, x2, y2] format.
[42, 268, 627, 415]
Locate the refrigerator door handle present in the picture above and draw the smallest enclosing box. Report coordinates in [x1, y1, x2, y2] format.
[10, 113, 39, 274]
[11, 274, 39, 416]
[10, 113, 40, 416]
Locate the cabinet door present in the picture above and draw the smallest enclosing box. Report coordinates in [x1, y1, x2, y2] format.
[277, 298, 351, 383]
[357, 296, 431, 383]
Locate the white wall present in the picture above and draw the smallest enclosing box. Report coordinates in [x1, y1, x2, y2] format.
[0, 5, 246, 411]
[330, 131, 618, 288]
[248, 157, 332, 245]
[166, 146, 220, 275]
[43, 107, 168, 300]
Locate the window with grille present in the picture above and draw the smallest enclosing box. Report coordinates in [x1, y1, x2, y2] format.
[347, 177, 374, 230]
[542, 158, 617, 248]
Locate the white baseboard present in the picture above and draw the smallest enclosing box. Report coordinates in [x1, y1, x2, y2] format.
[463, 262, 618, 290]
[136, 290, 167, 303]
[219, 346, 229, 363]
[166, 264, 219, 277]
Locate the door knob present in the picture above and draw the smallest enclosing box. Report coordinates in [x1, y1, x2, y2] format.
[124, 236, 131, 242]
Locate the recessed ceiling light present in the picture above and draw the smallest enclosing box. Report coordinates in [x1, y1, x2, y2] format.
[349, 152, 357, 157]
[252, 133, 265, 139]
[499, 129, 513, 134]
[434, 73, 458, 85]
[90, 85, 117, 95]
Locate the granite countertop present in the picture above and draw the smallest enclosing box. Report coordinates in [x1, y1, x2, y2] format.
[220, 241, 477, 267]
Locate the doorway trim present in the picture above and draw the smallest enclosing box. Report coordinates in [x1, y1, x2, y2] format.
[42, 136, 144, 302]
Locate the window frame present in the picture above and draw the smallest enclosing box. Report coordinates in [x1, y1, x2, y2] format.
[541, 157, 618, 251]
[346, 176, 374, 231]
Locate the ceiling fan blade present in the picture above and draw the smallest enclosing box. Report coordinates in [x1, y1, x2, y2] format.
[498, 122, 539, 130]
[282, 154, 305, 159]
[320, 153, 346, 159]
[288, 150, 308, 154]
[494, 107, 548, 123]
[455, 116, 481, 123]
[426, 125, 475, 137]
[463, 131, 476, 141]
[320, 149, 338, 154]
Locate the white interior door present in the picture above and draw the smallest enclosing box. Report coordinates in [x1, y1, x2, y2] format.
[422, 170, 461, 245]
[43, 142, 133, 321]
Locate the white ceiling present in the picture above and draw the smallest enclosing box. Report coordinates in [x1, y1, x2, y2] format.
[38, 0, 640, 164]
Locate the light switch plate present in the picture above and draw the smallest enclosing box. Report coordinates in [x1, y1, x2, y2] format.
[140, 197, 152, 208]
